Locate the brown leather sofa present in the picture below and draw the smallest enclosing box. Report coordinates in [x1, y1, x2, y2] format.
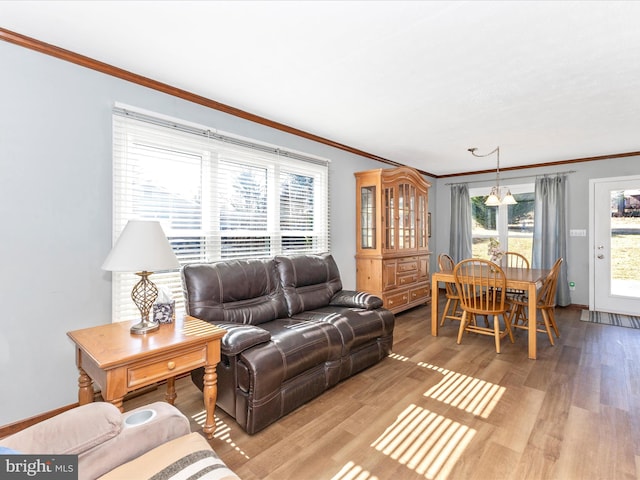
[182, 252, 394, 434]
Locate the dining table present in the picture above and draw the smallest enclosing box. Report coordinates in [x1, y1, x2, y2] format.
[430, 266, 550, 359]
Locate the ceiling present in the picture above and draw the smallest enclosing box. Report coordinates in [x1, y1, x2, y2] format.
[2, 1, 640, 177]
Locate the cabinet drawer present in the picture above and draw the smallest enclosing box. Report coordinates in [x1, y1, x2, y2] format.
[127, 346, 207, 389]
[410, 285, 430, 301]
[385, 291, 409, 309]
[397, 273, 418, 286]
[397, 259, 418, 273]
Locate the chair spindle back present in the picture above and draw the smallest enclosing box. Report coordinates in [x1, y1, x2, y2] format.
[454, 259, 507, 316]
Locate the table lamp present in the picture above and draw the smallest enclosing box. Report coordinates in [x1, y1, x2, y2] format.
[102, 220, 180, 334]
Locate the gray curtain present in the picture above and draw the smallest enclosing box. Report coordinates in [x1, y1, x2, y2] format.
[532, 175, 571, 306]
[449, 184, 473, 262]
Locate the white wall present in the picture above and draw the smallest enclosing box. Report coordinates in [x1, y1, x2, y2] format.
[430, 156, 640, 307]
[0, 40, 397, 425]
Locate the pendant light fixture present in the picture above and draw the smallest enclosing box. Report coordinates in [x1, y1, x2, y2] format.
[468, 146, 517, 206]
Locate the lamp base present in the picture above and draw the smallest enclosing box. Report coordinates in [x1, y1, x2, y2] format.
[130, 271, 160, 334]
[130, 319, 160, 335]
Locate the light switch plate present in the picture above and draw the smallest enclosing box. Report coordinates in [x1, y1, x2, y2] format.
[570, 229, 587, 237]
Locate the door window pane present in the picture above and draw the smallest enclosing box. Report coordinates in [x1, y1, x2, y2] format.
[610, 189, 640, 297]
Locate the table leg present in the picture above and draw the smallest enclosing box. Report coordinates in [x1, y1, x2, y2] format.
[99, 390, 125, 412]
[431, 278, 439, 336]
[110, 397, 124, 412]
[528, 282, 537, 360]
[77, 367, 93, 405]
[202, 364, 218, 439]
[165, 377, 177, 405]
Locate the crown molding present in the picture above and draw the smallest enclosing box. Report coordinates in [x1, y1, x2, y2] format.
[2, 27, 637, 180]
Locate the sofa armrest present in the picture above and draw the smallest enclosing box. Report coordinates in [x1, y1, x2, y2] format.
[219, 323, 272, 355]
[1, 402, 122, 455]
[329, 290, 383, 310]
[81, 402, 190, 480]
[2, 402, 191, 480]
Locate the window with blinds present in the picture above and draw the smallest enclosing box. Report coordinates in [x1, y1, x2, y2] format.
[111, 108, 330, 322]
[470, 184, 534, 264]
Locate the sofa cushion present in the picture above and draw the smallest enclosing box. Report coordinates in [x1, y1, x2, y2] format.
[182, 259, 288, 325]
[98, 432, 239, 480]
[291, 305, 394, 353]
[238, 318, 343, 392]
[275, 253, 343, 316]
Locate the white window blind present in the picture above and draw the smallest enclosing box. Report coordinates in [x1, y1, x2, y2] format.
[111, 107, 330, 322]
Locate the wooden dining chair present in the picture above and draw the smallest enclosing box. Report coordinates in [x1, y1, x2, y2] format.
[500, 251, 531, 319]
[501, 251, 530, 269]
[454, 258, 514, 353]
[437, 253, 463, 326]
[508, 258, 563, 345]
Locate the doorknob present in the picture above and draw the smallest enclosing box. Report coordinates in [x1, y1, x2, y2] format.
[597, 254, 605, 259]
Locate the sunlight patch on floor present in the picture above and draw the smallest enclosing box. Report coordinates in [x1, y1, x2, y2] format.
[389, 352, 411, 362]
[330, 461, 379, 480]
[418, 362, 505, 418]
[191, 410, 250, 459]
[370, 403, 475, 479]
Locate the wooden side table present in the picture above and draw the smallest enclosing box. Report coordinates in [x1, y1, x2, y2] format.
[67, 316, 226, 438]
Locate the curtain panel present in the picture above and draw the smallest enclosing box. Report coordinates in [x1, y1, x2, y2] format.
[533, 175, 571, 306]
[449, 184, 473, 263]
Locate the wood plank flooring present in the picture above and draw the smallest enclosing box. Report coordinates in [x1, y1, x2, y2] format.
[125, 294, 640, 479]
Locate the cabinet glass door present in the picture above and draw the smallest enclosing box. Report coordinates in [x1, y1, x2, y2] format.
[384, 186, 395, 250]
[418, 192, 428, 248]
[398, 183, 416, 250]
[409, 185, 416, 249]
[360, 186, 376, 249]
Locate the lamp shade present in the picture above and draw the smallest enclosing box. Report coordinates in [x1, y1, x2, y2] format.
[484, 186, 501, 206]
[102, 220, 179, 272]
[484, 194, 501, 206]
[502, 190, 517, 205]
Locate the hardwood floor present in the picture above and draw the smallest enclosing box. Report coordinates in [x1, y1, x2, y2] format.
[126, 294, 640, 479]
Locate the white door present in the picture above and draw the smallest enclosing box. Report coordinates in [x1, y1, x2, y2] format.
[591, 176, 640, 315]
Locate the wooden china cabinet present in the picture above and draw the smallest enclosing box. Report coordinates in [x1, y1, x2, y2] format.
[355, 166, 431, 313]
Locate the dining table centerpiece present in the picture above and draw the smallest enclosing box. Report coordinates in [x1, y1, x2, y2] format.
[488, 238, 504, 264]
